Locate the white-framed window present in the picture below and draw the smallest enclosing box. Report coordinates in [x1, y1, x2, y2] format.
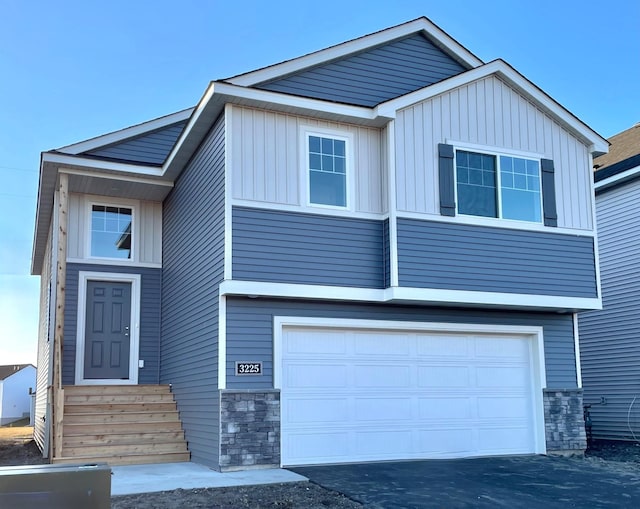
[303, 128, 351, 209]
[89, 204, 134, 259]
[455, 148, 542, 223]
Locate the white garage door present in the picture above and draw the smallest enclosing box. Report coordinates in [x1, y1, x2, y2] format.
[280, 326, 541, 466]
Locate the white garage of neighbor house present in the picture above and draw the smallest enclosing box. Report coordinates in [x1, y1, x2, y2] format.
[0, 364, 36, 426]
[276, 318, 546, 466]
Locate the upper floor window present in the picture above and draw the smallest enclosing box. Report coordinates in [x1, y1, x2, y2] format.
[307, 133, 348, 208]
[456, 150, 542, 223]
[90, 205, 133, 259]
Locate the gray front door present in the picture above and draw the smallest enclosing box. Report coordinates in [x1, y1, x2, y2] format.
[84, 280, 132, 380]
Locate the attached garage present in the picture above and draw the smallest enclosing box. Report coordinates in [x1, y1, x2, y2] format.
[276, 319, 547, 466]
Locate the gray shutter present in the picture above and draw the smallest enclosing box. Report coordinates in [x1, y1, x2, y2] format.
[438, 143, 455, 217]
[541, 159, 557, 227]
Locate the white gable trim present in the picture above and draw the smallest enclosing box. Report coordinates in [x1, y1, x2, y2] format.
[56, 109, 193, 155]
[377, 60, 608, 155]
[225, 17, 483, 87]
[43, 152, 164, 177]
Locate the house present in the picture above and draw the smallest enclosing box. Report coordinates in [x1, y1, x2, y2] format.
[31, 17, 608, 470]
[579, 123, 640, 440]
[0, 364, 36, 426]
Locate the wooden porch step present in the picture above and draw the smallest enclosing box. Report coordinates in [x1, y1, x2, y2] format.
[53, 451, 191, 466]
[64, 421, 183, 436]
[65, 393, 176, 404]
[63, 431, 185, 447]
[63, 441, 187, 457]
[64, 411, 181, 424]
[64, 402, 177, 414]
[63, 385, 171, 395]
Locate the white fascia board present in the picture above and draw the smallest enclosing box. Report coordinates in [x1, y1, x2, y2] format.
[226, 18, 482, 87]
[214, 82, 380, 122]
[594, 164, 640, 191]
[56, 108, 194, 155]
[43, 152, 164, 177]
[376, 60, 609, 155]
[219, 280, 603, 312]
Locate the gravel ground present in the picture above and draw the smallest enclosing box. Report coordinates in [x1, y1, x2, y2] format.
[3, 427, 640, 508]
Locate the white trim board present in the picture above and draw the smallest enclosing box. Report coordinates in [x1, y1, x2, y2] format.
[272, 316, 548, 458]
[219, 280, 602, 312]
[75, 271, 141, 385]
[594, 164, 640, 192]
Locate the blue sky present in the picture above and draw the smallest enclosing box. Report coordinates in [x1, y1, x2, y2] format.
[1, 0, 638, 365]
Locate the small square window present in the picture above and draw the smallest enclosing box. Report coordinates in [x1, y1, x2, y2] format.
[90, 205, 132, 259]
[307, 133, 348, 207]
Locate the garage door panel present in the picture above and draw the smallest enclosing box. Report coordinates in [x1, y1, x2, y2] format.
[416, 428, 474, 455]
[418, 365, 471, 387]
[354, 364, 412, 387]
[477, 397, 530, 419]
[418, 397, 472, 419]
[286, 397, 350, 423]
[281, 326, 540, 466]
[285, 363, 348, 388]
[476, 365, 529, 388]
[417, 335, 470, 357]
[353, 332, 411, 355]
[354, 397, 413, 421]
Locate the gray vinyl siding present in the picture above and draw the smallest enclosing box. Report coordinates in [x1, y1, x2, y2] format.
[579, 178, 640, 440]
[161, 114, 225, 467]
[233, 207, 385, 288]
[61, 264, 161, 385]
[256, 34, 466, 107]
[225, 297, 577, 389]
[83, 121, 186, 165]
[398, 219, 597, 297]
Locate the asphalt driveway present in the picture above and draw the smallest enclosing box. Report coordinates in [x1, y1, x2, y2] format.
[291, 455, 640, 508]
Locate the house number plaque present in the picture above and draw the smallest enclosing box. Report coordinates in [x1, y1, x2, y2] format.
[235, 362, 262, 375]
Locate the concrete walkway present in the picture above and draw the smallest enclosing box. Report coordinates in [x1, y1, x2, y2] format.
[110, 462, 307, 496]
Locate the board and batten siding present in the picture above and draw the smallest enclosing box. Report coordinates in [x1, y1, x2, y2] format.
[83, 121, 186, 165]
[395, 76, 593, 231]
[161, 114, 225, 467]
[579, 178, 640, 440]
[34, 224, 53, 452]
[67, 193, 162, 265]
[256, 34, 467, 107]
[229, 105, 385, 214]
[225, 297, 577, 390]
[398, 219, 597, 297]
[61, 263, 161, 386]
[233, 207, 386, 288]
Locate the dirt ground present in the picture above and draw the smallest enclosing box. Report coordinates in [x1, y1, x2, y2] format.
[2, 427, 640, 508]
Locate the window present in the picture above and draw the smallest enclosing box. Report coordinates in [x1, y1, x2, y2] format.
[456, 150, 542, 223]
[307, 134, 347, 207]
[90, 205, 132, 259]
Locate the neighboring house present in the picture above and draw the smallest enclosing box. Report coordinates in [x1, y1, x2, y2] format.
[31, 17, 608, 470]
[0, 364, 36, 425]
[579, 123, 640, 440]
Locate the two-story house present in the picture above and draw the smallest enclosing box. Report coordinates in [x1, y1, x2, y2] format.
[31, 17, 607, 470]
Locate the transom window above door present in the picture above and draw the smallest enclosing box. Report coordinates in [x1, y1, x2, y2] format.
[456, 150, 542, 223]
[90, 205, 133, 259]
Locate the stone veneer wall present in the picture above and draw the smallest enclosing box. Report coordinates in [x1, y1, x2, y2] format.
[544, 389, 587, 454]
[219, 390, 280, 470]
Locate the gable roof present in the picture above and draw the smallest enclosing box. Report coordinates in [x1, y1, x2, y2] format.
[254, 33, 468, 107]
[225, 17, 483, 87]
[594, 123, 640, 191]
[0, 364, 34, 381]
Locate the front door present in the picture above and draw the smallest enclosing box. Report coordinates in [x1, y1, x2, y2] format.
[84, 280, 132, 380]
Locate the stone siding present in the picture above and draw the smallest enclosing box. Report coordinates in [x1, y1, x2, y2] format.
[544, 388, 587, 454]
[219, 390, 280, 470]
